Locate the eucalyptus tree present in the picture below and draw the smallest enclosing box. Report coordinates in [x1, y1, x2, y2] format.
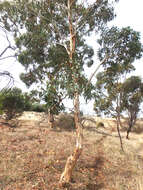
[122, 76, 143, 139]
[94, 71, 126, 150]
[94, 26, 142, 150]
[0, 0, 119, 186]
[95, 26, 142, 115]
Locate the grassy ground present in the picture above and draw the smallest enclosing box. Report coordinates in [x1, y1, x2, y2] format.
[0, 115, 143, 190]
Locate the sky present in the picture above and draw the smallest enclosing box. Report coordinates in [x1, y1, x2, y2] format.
[111, 0, 143, 77]
[0, 0, 143, 114]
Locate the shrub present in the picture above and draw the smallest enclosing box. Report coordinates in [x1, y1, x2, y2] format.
[57, 114, 75, 130]
[96, 121, 105, 128]
[30, 103, 46, 112]
[0, 88, 25, 120]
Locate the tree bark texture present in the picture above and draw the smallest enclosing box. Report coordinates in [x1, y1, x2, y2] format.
[59, 92, 83, 186]
[126, 110, 137, 139]
[126, 124, 132, 139]
[116, 116, 124, 152]
[59, 0, 83, 186]
[116, 95, 124, 151]
[48, 111, 54, 128]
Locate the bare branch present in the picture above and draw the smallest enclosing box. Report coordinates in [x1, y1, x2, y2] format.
[55, 42, 70, 55]
[0, 71, 14, 91]
[0, 55, 17, 61]
[0, 46, 10, 57]
[87, 54, 109, 87]
[0, 25, 16, 58]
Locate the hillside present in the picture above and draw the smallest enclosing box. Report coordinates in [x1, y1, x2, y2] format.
[0, 112, 143, 190]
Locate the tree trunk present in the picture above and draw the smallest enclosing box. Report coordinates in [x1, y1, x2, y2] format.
[48, 111, 54, 128]
[116, 115, 124, 151]
[126, 124, 132, 139]
[59, 0, 83, 186]
[126, 111, 137, 139]
[116, 96, 124, 151]
[59, 92, 83, 187]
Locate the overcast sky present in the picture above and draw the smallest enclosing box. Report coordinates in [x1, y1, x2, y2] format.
[0, 0, 143, 114]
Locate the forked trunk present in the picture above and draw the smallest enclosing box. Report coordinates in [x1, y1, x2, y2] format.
[59, 92, 83, 187]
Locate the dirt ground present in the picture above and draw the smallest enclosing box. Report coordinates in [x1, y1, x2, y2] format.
[0, 112, 143, 190]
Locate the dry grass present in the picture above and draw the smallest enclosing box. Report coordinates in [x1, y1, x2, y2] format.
[0, 113, 143, 190]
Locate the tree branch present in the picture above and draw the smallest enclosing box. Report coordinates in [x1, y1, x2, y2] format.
[0, 25, 16, 58]
[0, 55, 17, 61]
[0, 46, 10, 57]
[0, 71, 14, 91]
[87, 54, 109, 87]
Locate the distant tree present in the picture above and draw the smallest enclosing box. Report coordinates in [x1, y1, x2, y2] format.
[0, 87, 25, 120]
[94, 27, 142, 150]
[22, 90, 44, 112]
[94, 71, 126, 150]
[122, 76, 143, 139]
[29, 103, 46, 112]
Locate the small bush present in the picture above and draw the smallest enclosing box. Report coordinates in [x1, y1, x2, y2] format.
[132, 124, 143, 134]
[0, 88, 25, 120]
[96, 121, 105, 128]
[57, 114, 75, 130]
[30, 104, 46, 112]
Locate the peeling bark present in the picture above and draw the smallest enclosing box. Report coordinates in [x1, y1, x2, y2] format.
[59, 145, 82, 186]
[59, 92, 83, 187]
[59, 1, 83, 186]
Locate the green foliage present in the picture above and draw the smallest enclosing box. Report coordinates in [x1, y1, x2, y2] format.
[122, 76, 143, 127]
[0, 93, 4, 115]
[0, 87, 46, 119]
[94, 26, 143, 118]
[0, 88, 25, 120]
[0, 0, 119, 113]
[97, 27, 143, 78]
[44, 81, 65, 115]
[94, 71, 122, 117]
[29, 103, 46, 112]
[94, 74, 143, 135]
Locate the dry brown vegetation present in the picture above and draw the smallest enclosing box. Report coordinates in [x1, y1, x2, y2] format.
[0, 112, 143, 190]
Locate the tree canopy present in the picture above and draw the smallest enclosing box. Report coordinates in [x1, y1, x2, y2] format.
[0, 87, 25, 120]
[1, 0, 143, 185]
[94, 26, 142, 117]
[122, 76, 143, 139]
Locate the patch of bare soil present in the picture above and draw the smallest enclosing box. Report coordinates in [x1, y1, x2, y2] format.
[0, 112, 143, 190]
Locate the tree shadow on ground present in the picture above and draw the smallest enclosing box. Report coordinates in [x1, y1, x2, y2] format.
[84, 146, 107, 189]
